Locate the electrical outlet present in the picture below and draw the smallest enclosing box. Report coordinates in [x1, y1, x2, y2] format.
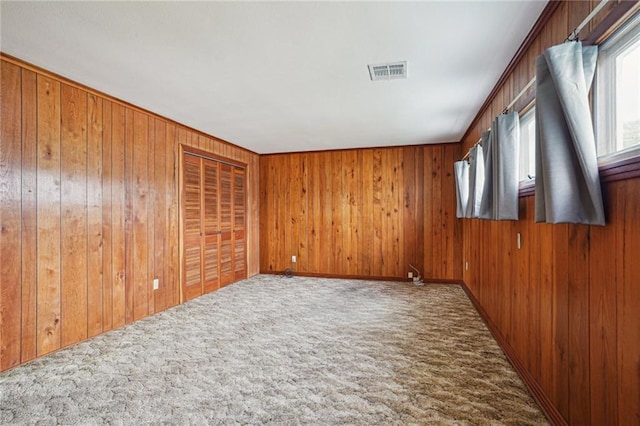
[291, 255, 296, 263]
[408, 272, 413, 279]
[517, 233, 522, 250]
[153, 278, 159, 290]
[465, 261, 469, 271]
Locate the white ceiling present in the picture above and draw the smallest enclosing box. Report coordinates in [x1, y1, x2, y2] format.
[1, 1, 547, 154]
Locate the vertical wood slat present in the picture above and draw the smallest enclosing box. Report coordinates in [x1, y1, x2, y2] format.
[166, 123, 179, 308]
[147, 118, 156, 315]
[331, 151, 343, 274]
[36, 74, 62, 357]
[102, 100, 113, 332]
[360, 150, 373, 277]
[290, 155, 301, 271]
[307, 153, 320, 273]
[21, 68, 38, 363]
[60, 83, 88, 348]
[423, 147, 434, 279]
[258, 155, 269, 271]
[123, 108, 134, 324]
[132, 112, 149, 321]
[589, 181, 619, 425]
[87, 94, 103, 338]
[526, 200, 541, 382]
[619, 179, 640, 424]
[344, 151, 357, 276]
[154, 119, 167, 312]
[567, 224, 591, 425]
[111, 103, 126, 329]
[551, 225, 570, 420]
[511, 198, 528, 365]
[0, 61, 22, 370]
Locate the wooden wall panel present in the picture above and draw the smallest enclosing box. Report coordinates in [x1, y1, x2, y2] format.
[589, 181, 619, 425]
[259, 144, 460, 280]
[87, 94, 104, 338]
[60, 84, 89, 348]
[153, 119, 167, 313]
[111, 103, 127, 330]
[102, 100, 114, 333]
[123, 108, 135, 324]
[147, 119, 156, 315]
[1, 61, 22, 370]
[20, 68, 38, 364]
[131, 111, 149, 321]
[36, 75, 62, 357]
[0, 56, 260, 372]
[459, 2, 640, 424]
[165, 123, 179, 308]
[619, 179, 640, 424]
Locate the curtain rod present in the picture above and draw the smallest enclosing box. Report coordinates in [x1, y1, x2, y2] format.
[462, 136, 484, 161]
[502, 0, 610, 114]
[459, 0, 610, 162]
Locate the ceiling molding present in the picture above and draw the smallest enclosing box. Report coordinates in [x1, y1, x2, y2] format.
[258, 140, 460, 158]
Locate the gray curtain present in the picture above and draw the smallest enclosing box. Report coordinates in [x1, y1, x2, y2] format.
[479, 112, 520, 220]
[465, 135, 487, 218]
[454, 160, 469, 218]
[535, 42, 605, 225]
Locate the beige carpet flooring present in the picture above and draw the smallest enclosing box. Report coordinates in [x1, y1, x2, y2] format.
[0, 275, 547, 425]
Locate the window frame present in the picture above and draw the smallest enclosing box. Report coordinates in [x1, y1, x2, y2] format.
[518, 106, 536, 184]
[595, 10, 640, 164]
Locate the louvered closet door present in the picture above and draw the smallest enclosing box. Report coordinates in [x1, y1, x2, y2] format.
[233, 168, 247, 280]
[182, 154, 203, 301]
[202, 159, 220, 293]
[219, 164, 234, 286]
[181, 150, 246, 299]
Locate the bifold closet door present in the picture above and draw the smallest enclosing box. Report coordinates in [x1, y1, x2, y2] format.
[233, 168, 246, 280]
[219, 164, 234, 286]
[202, 159, 220, 293]
[182, 154, 203, 301]
[181, 151, 246, 300]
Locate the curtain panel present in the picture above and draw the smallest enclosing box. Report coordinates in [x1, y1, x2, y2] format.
[479, 113, 520, 221]
[535, 41, 605, 225]
[454, 160, 470, 218]
[465, 135, 487, 219]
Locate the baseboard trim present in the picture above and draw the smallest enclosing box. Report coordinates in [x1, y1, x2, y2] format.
[259, 270, 463, 285]
[459, 283, 567, 426]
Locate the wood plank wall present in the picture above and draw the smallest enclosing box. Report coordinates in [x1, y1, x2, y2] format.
[460, 2, 640, 424]
[0, 56, 260, 372]
[259, 145, 462, 280]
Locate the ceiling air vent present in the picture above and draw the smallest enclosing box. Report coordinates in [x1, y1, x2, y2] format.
[368, 61, 407, 81]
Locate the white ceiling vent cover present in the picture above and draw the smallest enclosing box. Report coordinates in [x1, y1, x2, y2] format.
[368, 61, 407, 81]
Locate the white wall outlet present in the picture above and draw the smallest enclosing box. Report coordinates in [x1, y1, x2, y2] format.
[465, 261, 469, 271]
[291, 255, 296, 263]
[153, 278, 159, 290]
[408, 272, 413, 279]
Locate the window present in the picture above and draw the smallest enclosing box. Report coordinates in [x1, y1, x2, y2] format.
[519, 107, 536, 182]
[596, 11, 640, 159]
